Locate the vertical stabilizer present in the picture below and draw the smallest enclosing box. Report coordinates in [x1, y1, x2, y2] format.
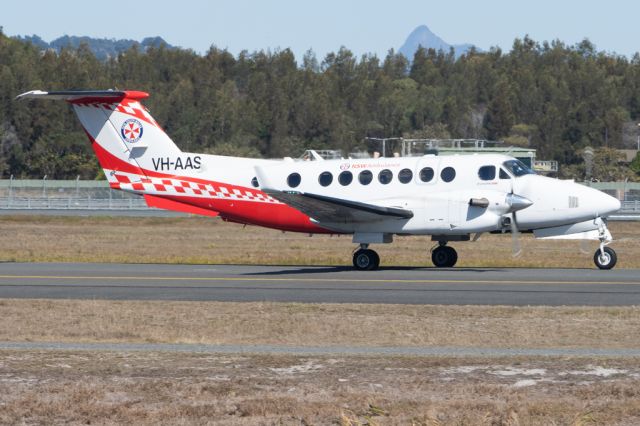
[17, 90, 181, 187]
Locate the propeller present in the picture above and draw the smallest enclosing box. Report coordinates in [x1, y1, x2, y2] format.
[579, 233, 592, 254]
[510, 212, 522, 258]
[504, 193, 533, 258]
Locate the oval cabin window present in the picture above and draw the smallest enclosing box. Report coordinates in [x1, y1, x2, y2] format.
[338, 171, 353, 186]
[359, 170, 373, 185]
[378, 169, 393, 184]
[419, 167, 434, 182]
[440, 167, 456, 183]
[318, 171, 333, 187]
[398, 168, 413, 184]
[287, 172, 301, 188]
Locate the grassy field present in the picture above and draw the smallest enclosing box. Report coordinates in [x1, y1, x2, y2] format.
[0, 215, 639, 268]
[1, 351, 639, 425]
[1, 299, 640, 349]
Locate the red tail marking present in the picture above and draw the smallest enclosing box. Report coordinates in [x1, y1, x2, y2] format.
[144, 194, 219, 217]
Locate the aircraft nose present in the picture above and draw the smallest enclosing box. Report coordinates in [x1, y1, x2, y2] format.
[580, 185, 621, 218]
[600, 192, 621, 216]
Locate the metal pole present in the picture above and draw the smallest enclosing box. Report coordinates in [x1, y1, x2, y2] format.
[42, 175, 47, 198]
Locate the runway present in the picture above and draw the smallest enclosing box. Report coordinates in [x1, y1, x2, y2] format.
[0, 263, 639, 306]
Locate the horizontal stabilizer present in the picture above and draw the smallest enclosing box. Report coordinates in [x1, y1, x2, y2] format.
[263, 189, 413, 225]
[16, 90, 149, 101]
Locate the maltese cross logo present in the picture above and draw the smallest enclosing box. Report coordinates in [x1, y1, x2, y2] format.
[121, 118, 144, 143]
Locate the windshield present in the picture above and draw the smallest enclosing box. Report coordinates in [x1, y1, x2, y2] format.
[502, 159, 535, 177]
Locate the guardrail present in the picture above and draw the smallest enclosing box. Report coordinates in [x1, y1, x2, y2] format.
[0, 196, 149, 210]
[621, 200, 640, 212]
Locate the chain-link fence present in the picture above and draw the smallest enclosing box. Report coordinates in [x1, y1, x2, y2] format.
[0, 178, 148, 210]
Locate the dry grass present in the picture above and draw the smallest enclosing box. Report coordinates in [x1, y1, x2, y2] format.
[1, 299, 639, 349]
[0, 351, 639, 425]
[0, 215, 638, 268]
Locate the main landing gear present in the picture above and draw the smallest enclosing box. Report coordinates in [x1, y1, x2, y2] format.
[352, 242, 459, 270]
[431, 242, 458, 268]
[352, 244, 380, 271]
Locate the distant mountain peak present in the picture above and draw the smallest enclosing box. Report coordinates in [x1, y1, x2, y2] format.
[13, 34, 175, 61]
[399, 25, 477, 60]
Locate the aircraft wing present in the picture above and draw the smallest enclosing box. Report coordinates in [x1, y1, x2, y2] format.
[263, 189, 413, 225]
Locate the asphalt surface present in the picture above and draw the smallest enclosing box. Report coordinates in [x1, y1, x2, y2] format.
[0, 263, 639, 306]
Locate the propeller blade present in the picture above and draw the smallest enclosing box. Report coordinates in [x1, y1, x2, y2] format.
[579, 235, 591, 254]
[511, 213, 522, 258]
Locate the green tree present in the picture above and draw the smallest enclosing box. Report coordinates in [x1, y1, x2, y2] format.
[630, 151, 640, 175]
[484, 79, 515, 139]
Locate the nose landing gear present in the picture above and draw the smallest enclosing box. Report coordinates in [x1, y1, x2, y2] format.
[594, 246, 617, 270]
[594, 218, 617, 270]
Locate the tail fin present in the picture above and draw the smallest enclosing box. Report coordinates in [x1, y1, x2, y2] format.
[17, 90, 181, 187]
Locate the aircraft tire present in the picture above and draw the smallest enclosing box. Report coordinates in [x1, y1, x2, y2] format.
[594, 247, 617, 270]
[353, 249, 380, 271]
[432, 246, 458, 268]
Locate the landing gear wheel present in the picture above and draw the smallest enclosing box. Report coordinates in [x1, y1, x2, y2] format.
[594, 247, 617, 270]
[353, 249, 380, 271]
[432, 246, 458, 268]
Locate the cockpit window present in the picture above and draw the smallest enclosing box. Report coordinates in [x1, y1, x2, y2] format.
[502, 160, 535, 177]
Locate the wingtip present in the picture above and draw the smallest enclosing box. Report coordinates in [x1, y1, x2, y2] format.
[15, 90, 47, 100]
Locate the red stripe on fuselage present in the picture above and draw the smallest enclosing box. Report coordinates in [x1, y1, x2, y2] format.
[161, 194, 331, 233]
[88, 137, 332, 234]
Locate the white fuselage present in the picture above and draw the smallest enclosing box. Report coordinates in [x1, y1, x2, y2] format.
[251, 153, 621, 235]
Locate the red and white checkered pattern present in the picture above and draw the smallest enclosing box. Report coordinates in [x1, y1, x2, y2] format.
[75, 99, 160, 128]
[110, 173, 280, 204]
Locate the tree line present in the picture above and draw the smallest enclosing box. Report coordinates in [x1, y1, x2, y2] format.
[1, 29, 639, 180]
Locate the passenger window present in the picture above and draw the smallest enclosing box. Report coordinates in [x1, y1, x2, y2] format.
[378, 169, 393, 184]
[359, 170, 373, 185]
[338, 171, 353, 186]
[398, 168, 413, 184]
[440, 167, 456, 183]
[287, 172, 301, 188]
[419, 167, 434, 182]
[499, 168, 511, 179]
[478, 165, 496, 181]
[318, 171, 333, 187]
[251, 177, 259, 188]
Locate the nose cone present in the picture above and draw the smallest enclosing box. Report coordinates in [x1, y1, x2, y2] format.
[582, 185, 621, 217]
[506, 193, 534, 213]
[599, 192, 621, 216]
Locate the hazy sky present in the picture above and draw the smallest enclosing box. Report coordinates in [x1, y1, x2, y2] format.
[2, 0, 639, 60]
